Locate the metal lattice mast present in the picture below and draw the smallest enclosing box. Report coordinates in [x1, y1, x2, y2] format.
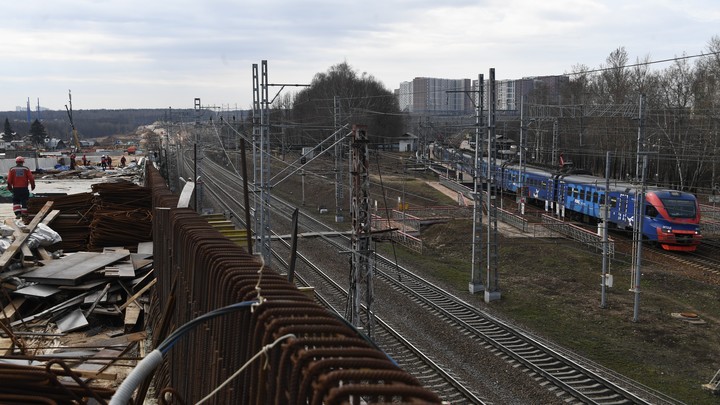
[348, 124, 373, 335]
[469, 74, 484, 294]
[252, 61, 272, 265]
[251, 63, 261, 248]
[334, 96, 344, 222]
[485, 68, 501, 303]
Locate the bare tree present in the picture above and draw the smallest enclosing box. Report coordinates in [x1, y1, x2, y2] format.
[652, 56, 702, 190]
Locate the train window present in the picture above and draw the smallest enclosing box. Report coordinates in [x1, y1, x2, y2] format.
[645, 204, 659, 217]
[567, 187, 573, 197]
[573, 188, 579, 198]
[610, 196, 617, 208]
[659, 198, 697, 218]
[593, 192, 599, 203]
[599, 193, 605, 204]
[580, 189, 587, 200]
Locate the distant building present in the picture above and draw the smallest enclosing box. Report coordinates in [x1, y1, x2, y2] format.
[45, 138, 67, 150]
[401, 74, 569, 114]
[399, 77, 473, 114]
[398, 133, 418, 152]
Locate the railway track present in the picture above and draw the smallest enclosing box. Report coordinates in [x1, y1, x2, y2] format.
[182, 151, 684, 404]
[192, 155, 486, 404]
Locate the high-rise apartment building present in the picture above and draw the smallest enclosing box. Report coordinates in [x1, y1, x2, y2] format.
[399, 77, 473, 114]
[402, 74, 569, 114]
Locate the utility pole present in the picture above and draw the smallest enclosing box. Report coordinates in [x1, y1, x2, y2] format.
[519, 97, 527, 215]
[193, 98, 203, 214]
[334, 96, 344, 222]
[446, 79, 485, 294]
[601, 151, 612, 309]
[469, 74, 484, 294]
[635, 94, 646, 181]
[485, 68, 501, 303]
[348, 124, 374, 336]
[631, 154, 649, 322]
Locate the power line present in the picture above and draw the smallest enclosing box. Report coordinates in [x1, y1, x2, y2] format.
[567, 50, 720, 76]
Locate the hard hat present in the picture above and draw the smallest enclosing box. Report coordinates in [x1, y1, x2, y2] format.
[15, 156, 25, 163]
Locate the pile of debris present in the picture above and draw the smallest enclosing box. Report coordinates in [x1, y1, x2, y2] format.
[0, 180, 156, 402]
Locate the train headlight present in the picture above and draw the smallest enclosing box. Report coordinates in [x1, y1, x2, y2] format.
[661, 227, 673, 233]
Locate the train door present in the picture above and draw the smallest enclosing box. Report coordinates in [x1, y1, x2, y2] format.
[617, 193, 631, 227]
[545, 178, 553, 212]
[557, 180, 567, 217]
[552, 175, 562, 214]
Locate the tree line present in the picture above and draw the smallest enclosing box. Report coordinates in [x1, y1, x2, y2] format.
[525, 37, 720, 194]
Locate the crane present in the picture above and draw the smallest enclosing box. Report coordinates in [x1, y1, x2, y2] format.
[65, 90, 81, 152]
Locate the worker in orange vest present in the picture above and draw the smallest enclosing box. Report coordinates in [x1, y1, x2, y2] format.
[7, 156, 36, 219]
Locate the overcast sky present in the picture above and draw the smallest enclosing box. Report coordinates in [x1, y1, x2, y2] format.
[2, 0, 718, 112]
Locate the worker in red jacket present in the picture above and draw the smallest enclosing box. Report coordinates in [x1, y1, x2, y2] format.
[7, 156, 36, 219]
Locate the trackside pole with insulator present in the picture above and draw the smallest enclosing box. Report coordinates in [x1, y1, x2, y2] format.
[485, 68, 501, 303]
[334, 96, 344, 222]
[601, 151, 611, 309]
[469, 73, 484, 294]
[631, 154, 649, 322]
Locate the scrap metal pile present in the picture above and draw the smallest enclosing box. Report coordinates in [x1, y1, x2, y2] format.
[0, 180, 156, 404]
[28, 181, 153, 252]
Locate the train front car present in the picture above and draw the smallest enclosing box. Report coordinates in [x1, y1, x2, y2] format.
[643, 190, 702, 251]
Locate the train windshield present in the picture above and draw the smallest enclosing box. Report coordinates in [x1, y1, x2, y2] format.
[659, 198, 696, 218]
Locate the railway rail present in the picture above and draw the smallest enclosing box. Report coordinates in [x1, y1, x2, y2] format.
[194, 155, 486, 404]
[190, 151, 684, 405]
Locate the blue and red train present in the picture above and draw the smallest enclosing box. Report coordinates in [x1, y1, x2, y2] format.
[430, 145, 702, 252]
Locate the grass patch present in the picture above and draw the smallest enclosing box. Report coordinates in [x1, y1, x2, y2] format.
[381, 217, 720, 404]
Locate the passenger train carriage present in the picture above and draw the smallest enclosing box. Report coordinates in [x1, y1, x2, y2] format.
[430, 144, 702, 252]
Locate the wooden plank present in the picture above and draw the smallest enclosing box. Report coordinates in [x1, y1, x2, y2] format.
[41, 209, 61, 225]
[36, 247, 52, 261]
[124, 302, 141, 331]
[21, 244, 34, 260]
[20, 251, 130, 285]
[118, 278, 157, 311]
[0, 337, 13, 355]
[73, 331, 146, 348]
[49, 365, 117, 380]
[1, 297, 26, 323]
[0, 201, 54, 270]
